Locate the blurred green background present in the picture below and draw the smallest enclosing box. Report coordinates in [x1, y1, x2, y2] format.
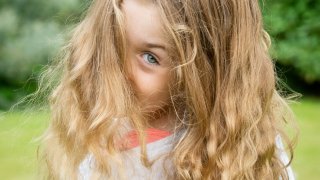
[0, 0, 319, 179]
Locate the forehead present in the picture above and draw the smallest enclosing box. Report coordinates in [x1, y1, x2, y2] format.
[121, 0, 167, 47]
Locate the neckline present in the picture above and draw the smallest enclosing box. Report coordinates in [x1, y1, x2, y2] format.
[121, 128, 173, 150]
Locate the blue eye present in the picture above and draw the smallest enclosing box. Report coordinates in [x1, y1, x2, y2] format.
[142, 53, 159, 65]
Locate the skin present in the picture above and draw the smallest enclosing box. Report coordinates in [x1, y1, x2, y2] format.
[122, 0, 176, 130]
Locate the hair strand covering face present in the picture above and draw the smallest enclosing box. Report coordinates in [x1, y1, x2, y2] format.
[36, 0, 299, 179]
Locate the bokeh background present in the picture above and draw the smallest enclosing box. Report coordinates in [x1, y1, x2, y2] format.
[0, 0, 319, 179]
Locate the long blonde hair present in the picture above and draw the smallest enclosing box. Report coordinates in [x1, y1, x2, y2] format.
[38, 0, 299, 179]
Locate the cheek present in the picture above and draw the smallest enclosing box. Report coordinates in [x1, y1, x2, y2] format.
[134, 69, 171, 106]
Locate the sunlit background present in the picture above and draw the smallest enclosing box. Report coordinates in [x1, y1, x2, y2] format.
[0, 0, 319, 179]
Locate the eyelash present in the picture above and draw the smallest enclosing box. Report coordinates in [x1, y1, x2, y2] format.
[141, 52, 160, 66]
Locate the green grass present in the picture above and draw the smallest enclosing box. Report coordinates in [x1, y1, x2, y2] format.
[291, 97, 320, 180]
[0, 97, 319, 179]
[0, 111, 48, 180]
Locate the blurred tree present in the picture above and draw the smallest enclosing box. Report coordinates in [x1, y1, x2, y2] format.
[0, 0, 86, 109]
[262, 0, 320, 83]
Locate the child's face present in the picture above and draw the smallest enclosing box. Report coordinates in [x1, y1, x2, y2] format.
[123, 0, 173, 113]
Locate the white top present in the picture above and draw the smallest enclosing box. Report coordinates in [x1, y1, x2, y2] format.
[275, 135, 296, 180]
[78, 134, 295, 180]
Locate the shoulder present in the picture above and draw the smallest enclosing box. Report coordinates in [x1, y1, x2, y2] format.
[275, 135, 296, 180]
[78, 134, 175, 180]
[78, 154, 94, 180]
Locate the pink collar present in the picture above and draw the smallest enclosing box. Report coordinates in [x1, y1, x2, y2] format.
[122, 128, 172, 150]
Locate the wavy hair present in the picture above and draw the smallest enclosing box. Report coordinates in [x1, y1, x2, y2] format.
[37, 0, 299, 179]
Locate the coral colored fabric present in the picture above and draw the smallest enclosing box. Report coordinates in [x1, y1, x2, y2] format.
[124, 128, 172, 149]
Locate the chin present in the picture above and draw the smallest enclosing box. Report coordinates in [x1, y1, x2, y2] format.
[140, 101, 170, 115]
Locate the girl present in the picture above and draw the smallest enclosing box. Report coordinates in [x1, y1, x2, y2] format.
[38, 0, 298, 179]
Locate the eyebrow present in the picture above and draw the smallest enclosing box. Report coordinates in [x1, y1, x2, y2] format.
[144, 42, 166, 51]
